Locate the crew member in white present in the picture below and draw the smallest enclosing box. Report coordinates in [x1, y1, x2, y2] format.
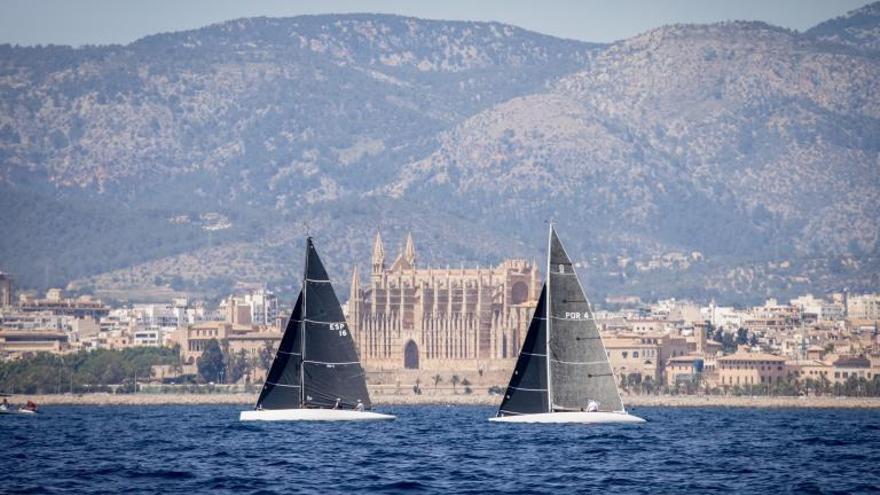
[586, 400, 599, 412]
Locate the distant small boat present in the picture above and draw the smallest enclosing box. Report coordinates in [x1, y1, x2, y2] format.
[490, 225, 645, 424]
[240, 237, 394, 422]
[0, 396, 39, 415]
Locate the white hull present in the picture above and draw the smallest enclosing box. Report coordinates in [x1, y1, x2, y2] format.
[239, 408, 395, 422]
[489, 411, 645, 424]
[0, 409, 37, 415]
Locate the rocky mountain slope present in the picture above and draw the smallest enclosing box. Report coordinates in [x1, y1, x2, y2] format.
[807, 1, 880, 55]
[2, 7, 879, 304]
[388, 21, 880, 257]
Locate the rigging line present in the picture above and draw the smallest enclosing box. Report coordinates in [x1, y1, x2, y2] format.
[276, 351, 301, 356]
[549, 315, 594, 321]
[508, 386, 548, 392]
[520, 352, 546, 357]
[265, 382, 301, 388]
[305, 278, 332, 283]
[550, 359, 607, 366]
[303, 360, 361, 365]
[303, 318, 347, 325]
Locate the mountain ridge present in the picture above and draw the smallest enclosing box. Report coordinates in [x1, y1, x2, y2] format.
[1, 10, 878, 304]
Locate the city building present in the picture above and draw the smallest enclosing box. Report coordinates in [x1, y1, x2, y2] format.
[0, 328, 69, 358]
[167, 321, 281, 374]
[18, 289, 110, 319]
[847, 293, 880, 320]
[220, 289, 279, 326]
[0, 271, 12, 307]
[716, 351, 787, 388]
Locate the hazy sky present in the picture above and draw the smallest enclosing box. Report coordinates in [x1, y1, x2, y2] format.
[0, 0, 871, 46]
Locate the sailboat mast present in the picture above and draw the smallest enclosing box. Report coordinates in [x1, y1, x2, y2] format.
[545, 223, 553, 413]
[300, 238, 309, 407]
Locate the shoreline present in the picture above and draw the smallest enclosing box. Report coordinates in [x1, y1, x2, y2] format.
[13, 393, 880, 409]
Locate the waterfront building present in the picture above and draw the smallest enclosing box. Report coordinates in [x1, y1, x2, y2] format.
[666, 354, 707, 386]
[717, 351, 787, 388]
[167, 321, 281, 375]
[347, 232, 540, 375]
[0, 328, 69, 358]
[603, 334, 664, 383]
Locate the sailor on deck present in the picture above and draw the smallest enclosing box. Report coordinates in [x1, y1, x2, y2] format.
[0, 398, 8, 411]
[586, 400, 599, 412]
[355, 400, 365, 412]
[333, 398, 342, 410]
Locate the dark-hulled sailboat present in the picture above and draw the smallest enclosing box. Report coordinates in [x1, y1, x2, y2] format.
[240, 237, 394, 421]
[490, 225, 644, 424]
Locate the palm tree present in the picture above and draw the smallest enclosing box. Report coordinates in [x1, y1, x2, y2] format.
[451, 375, 460, 393]
[461, 378, 472, 395]
[432, 374, 442, 389]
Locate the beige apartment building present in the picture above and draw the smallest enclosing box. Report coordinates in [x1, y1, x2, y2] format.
[716, 351, 787, 388]
[604, 334, 663, 382]
[0, 328, 69, 358]
[605, 326, 717, 384]
[167, 321, 281, 375]
[666, 354, 710, 386]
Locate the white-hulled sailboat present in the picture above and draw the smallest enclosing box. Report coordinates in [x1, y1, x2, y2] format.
[490, 225, 645, 424]
[240, 237, 394, 422]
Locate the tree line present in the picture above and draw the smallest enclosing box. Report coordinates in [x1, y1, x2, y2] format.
[0, 340, 278, 394]
[618, 372, 880, 397]
[0, 347, 180, 394]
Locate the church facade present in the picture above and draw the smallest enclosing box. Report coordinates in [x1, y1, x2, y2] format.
[347, 232, 541, 374]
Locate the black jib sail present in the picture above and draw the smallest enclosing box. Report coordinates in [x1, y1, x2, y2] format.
[497, 285, 549, 416]
[255, 292, 303, 410]
[254, 237, 372, 410]
[547, 227, 624, 413]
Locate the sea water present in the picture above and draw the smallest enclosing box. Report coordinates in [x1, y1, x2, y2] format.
[2, 405, 879, 494]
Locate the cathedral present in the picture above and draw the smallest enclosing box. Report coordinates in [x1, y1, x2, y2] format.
[347, 231, 541, 374]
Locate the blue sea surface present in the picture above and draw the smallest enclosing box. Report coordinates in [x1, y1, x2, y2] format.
[2, 405, 880, 494]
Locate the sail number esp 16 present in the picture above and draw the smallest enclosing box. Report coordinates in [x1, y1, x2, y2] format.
[330, 322, 348, 336]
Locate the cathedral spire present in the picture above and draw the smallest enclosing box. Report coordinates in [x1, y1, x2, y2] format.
[350, 264, 361, 323]
[372, 230, 385, 273]
[351, 265, 361, 294]
[404, 232, 416, 267]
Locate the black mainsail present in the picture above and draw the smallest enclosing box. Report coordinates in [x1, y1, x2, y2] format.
[254, 237, 372, 411]
[496, 226, 625, 417]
